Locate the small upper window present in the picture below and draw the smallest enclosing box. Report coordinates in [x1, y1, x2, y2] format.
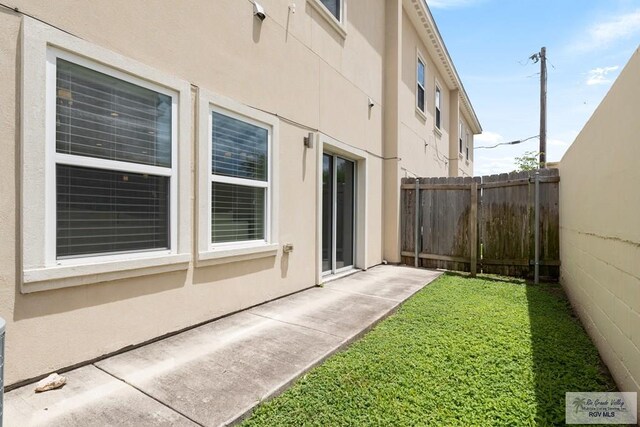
[54, 58, 175, 259]
[319, 0, 341, 21]
[459, 121, 464, 153]
[465, 131, 471, 160]
[417, 58, 426, 113]
[435, 86, 442, 129]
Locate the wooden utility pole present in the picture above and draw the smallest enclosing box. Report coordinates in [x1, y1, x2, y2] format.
[539, 47, 547, 168]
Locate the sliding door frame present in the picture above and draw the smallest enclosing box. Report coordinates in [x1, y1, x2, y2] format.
[315, 133, 368, 285]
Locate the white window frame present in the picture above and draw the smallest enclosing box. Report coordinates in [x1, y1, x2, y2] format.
[308, 0, 347, 38]
[435, 83, 442, 131]
[197, 90, 279, 266]
[48, 47, 179, 264]
[459, 120, 464, 155]
[416, 50, 427, 118]
[466, 130, 471, 160]
[21, 17, 192, 293]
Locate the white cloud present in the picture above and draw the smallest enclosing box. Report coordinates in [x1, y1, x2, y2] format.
[427, 0, 482, 9]
[586, 66, 619, 85]
[574, 9, 640, 52]
[474, 156, 516, 176]
[474, 131, 504, 146]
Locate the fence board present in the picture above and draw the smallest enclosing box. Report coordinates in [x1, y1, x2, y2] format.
[401, 169, 560, 280]
[418, 177, 472, 272]
[400, 177, 416, 266]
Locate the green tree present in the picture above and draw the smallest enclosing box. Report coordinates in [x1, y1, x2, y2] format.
[513, 151, 542, 171]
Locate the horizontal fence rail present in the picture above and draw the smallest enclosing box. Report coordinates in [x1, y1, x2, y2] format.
[400, 169, 560, 280]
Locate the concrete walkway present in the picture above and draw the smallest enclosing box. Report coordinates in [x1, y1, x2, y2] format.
[4, 265, 441, 427]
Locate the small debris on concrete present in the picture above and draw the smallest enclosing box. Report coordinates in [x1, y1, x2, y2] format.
[35, 373, 67, 392]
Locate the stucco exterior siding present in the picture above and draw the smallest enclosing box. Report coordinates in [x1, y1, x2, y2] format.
[0, 0, 480, 386]
[0, 1, 389, 385]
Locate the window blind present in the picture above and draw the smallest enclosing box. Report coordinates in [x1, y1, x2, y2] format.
[212, 112, 268, 181]
[320, 0, 340, 20]
[417, 60, 425, 112]
[211, 182, 265, 244]
[56, 59, 172, 168]
[435, 88, 442, 128]
[56, 165, 169, 258]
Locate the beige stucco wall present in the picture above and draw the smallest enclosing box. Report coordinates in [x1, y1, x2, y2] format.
[456, 115, 474, 177]
[381, 3, 476, 263]
[0, 0, 389, 385]
[398, 8, 450, 179]
[559, 47, 640, 415]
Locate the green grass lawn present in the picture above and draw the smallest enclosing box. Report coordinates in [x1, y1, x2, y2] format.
[242, 273, 616, 426]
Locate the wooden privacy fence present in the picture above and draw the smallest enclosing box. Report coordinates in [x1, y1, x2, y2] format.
[400, 169, 560, 280]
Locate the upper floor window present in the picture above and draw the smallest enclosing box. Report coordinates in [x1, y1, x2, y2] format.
[309, 0, 347, 38]
[417, 57, 426, 113]
[319, 0, 341, 21]
[459, 121, 464, 153]
[435, 86, 442, 129]
[466, 131, 471, 160]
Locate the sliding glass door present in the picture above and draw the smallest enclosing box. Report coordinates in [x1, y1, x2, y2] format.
[322, 153, 355, 274]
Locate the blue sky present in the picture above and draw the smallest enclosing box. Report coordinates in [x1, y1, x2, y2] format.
[429, 0, 640, 175]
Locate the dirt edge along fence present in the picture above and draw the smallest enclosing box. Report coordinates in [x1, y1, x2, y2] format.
[400, 169, 560, 280]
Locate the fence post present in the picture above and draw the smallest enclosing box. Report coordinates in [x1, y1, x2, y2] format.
[534, 171, 540, 284]
[414, 178, 420, 267]
[469, 181, 478, 277]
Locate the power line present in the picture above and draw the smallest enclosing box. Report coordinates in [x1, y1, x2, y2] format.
[474, 135, 539, 150]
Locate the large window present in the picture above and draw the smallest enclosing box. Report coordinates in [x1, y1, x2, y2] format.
[54, 58, 174, 258]
[21, 16, 192, 292]
[417, 56, 426, 113]
[435, 85, 442, 129]
[210, 111, 269, 245]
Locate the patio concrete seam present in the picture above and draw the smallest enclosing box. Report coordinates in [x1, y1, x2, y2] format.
[320, 286, 404, 302]
[226, 298, 418, 425]
[92, 363, 204, 427]
[247, 311, 345, 339]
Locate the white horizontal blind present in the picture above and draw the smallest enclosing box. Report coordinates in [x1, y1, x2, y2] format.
[211, 183, 265, 243]
[56, 59, 172, 167]
[57, 165, 169, 257]
[55, 58, 172, 258]
[212, 112, 267, 181]
[211, 112, 268, 244]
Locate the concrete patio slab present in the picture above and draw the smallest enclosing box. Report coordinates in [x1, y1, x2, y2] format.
[3, 265, 441, 427]
[3, 365, 197, 427]
[248, 287, 398, 338]
[95, 312, 344, 426]
[323, 265, 443, 301]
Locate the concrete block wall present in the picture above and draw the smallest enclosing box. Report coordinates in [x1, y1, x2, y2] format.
[559, 47, 640, 421]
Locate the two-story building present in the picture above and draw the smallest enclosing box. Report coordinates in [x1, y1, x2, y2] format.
[0, 0, 481, 386]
